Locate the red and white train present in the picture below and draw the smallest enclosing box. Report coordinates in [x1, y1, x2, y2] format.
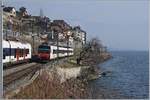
[3, 40, 32, 66]
[3, 40, 74, 66]
[38, 43, 73, 60]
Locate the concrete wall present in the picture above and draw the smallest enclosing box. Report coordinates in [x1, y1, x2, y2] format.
[56, 67, 81, 83]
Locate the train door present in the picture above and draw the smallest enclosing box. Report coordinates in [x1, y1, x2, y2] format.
[49, 46, 51, 60]
[23, 48, 25, 60]
[16, 48, 20, 61]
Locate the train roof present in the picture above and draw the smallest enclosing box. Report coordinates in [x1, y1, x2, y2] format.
[3, 39, 30, 45]
[3, 40, 31, 49]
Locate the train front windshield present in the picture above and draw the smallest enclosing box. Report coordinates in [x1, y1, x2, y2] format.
[38, 45, 50, 53]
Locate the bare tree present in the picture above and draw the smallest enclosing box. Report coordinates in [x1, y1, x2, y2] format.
[76, 37, 104, 66]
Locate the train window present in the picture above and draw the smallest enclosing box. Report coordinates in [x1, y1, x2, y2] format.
[38, 48, 50, 53]
[53, 49, 73, 54]
[3, 49, 6, 59]
[38, 50, 50, 53]
[9, 49, 11, 56]
[61, 50, 65, 54]
[11, 49, 15, 56]
[21, 49, 23, 57]
[4, 48, 11, 56]
[23, 49, 25, 56]
[53, 50, 57, 54]
[19, 49, 21, 57]
[5, 48, 8, 56]
[26, 49, 29, 54]
[38, 45, 51, 52]
[39, 45, 50, 49]
[25, 49, 27, 56]
[3, 55, 5, 59]
[25, 49, 27, 54]
[19, 49, 22, 57]
[3, 49, 5, 54]
[23, 48, 26, 57]
[14, 49, 16, 58]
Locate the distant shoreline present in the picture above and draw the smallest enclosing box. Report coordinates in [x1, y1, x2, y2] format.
[109, 50, 149, 52]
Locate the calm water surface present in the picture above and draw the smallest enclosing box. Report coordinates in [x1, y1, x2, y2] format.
[89, 51, 149, 99]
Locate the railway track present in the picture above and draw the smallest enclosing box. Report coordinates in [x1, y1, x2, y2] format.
[3, 57, 70, 97]
[3, 57, 68, 87]
[3, 63, 42, 86]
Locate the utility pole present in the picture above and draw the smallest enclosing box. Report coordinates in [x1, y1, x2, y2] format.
[31, 20, 35, 55]
[0, 0, 3, 98]
[32, 35, 35, 54]
[56, 31, 59, 59]
[20, 19, 22, 36]
[67, 31, 71, 57]
[67, 35, 69, 56]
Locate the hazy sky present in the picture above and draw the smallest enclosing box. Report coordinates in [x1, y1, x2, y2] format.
[4, 0, 149, 51]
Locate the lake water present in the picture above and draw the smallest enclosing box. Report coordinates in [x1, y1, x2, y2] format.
[89, 51, 149, 99]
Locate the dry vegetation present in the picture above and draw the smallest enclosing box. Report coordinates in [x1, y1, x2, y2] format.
[76, 38, 111, 66]
[11, 69, 90, 99]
